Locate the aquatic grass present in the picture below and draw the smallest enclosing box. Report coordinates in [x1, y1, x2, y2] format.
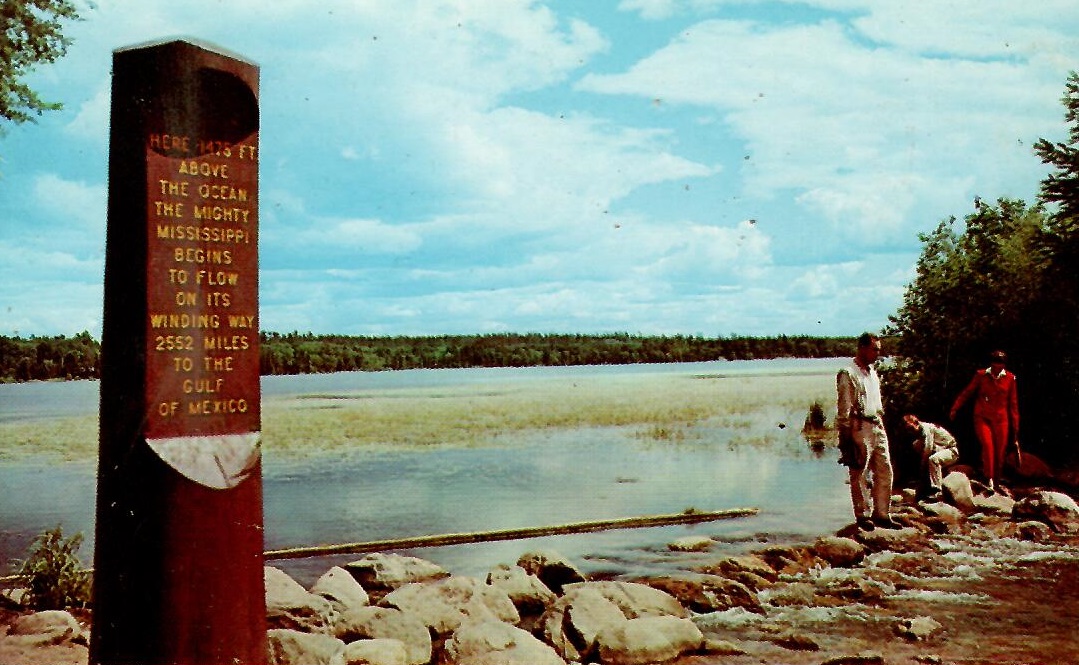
[0, 370, 836, 463]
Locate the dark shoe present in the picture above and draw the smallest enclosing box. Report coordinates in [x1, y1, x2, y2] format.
[872, 516, 901, 530]
[856, 517, 875, 531]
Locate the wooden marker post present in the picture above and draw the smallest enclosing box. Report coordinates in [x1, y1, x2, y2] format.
[92, 39, 266, 665]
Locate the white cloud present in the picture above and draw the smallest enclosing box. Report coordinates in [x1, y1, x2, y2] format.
[577, 15, 1063, 243]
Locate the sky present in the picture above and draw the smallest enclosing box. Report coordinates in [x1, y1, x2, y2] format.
[0, 0, 1076, 340]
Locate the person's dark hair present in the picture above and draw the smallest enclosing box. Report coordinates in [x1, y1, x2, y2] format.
[857, 332, 878, 348]
[989, 349, 1007, 363]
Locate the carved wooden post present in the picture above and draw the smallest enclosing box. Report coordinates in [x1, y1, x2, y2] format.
[92, 38, 266, 665]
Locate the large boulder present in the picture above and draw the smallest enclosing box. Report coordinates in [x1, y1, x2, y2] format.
[812, 536, 866, 568]
[440, 619, 568, 665]
[539, 581, 689, 662]
[516, 550, 586, 594]
[540, 584, 627, 662]
[635, 575, 763, 615]
[381, 576, 519, 637]
[942, 471, 976, 513]
[486, 563, 557, 615]
[333, 606, 432, 665]
[8, 610, 84, 646]
[594, 615, 704, 665]
[345, 554, 450, 600]
[561, 581, 689, 619]
[696, 554, 778, 590]
[342, 639, 409, 665]
[265, 566, 335, 633]
[267, 628, 345, 665]
[1013, 491, 1079, 533]
[313, 566, 370, 615]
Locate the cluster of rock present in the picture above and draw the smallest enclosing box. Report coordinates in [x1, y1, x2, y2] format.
[3, 471, 1078, 665]
[257, 473, 1078, 665]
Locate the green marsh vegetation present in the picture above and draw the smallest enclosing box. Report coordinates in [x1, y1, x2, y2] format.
[0, 371, 836, 463]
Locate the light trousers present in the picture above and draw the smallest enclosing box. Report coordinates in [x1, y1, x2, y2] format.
[925, 448, 959, 489]
[848, 421, 893, 519]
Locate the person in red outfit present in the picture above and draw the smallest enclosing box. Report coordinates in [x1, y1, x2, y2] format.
[949, 349, 1019, 492]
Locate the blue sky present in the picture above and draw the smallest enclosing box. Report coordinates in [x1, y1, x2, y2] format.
[1, 1, 1075, 339]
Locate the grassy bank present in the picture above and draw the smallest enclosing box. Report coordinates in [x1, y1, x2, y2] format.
[0, 371, 836, 463]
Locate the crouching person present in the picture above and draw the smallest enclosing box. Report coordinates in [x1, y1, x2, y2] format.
[903, 414, 959, 500]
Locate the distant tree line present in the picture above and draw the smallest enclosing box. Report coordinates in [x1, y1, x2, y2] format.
[258, 332, 858, 375]
[0, 331, 100, 382]
[0, 332, 858, 382]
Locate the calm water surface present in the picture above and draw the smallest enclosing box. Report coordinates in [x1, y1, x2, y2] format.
[1, 358, 850, 582]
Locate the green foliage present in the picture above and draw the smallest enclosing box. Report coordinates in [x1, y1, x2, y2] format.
[3, 331, 854, 382]
[888, 73, 1079, 463]
[14, 526, 91, 610]
[1034, 71, 1079, 224]
[803, 400, 827, 431]
[258, 332, 858, 375]
[886, 198, 1058, 448]
[0, 331, 99, 381]
[0, 0, 83, 130]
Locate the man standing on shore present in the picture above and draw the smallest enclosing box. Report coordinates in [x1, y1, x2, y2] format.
[836, 333, 898, 530]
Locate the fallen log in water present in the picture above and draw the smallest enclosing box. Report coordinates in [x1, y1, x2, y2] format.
[264, 507, 759, 561]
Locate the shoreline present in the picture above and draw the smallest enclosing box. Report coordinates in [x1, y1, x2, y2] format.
[3, 477, 1078, 665]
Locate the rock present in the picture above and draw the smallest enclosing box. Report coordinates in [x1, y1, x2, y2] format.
[973, 492, 1015, 515]
[541, 585, 626, 661]
[516, 550, 586, 593]
[762, 581, 832, 608]
[265, 566, 335, 633]
[942, 471, 976, 513]
[771, 632, 820, 651]
[701, 637, 747, 655]
[822, 653, 885, 665]
[919, 501, 964, 523]
[638, 575, 764, 615]
[342, 638, 408, 665]
[813, 536, 866, 567]
[441, 619, 567, 665]
[345, 554, 450, 600]
[1013, 491, 1079, 533]
[333, 606, 432, 665]
[896, 615, 943, 641]
[0, 587, 29, 609]
[871, 551, 959, 578]
[561, 580, 689, 619]
[486, 564, 557, 615]
[381, 576, 518, 637]
[668, 536, 713, 552]
[267, 628, 346, 665]
[855, 526, 926, 553]
[1010, 449, 1054, 480]
[755, 545, 825, 576]
[594, 615, 704, 665]
[1017, 520, 1053, 541]
[697, 554, 778, 589]
[539, 580, 689, 661]
[9, 610, 83, 646]
[815, 574, 892, 605]
[313, 566, 370, 615]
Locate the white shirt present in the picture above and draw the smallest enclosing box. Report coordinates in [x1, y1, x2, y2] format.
[836, 358, 883, 431]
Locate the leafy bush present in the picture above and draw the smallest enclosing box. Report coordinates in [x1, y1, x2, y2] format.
[14, 526, 91, 610]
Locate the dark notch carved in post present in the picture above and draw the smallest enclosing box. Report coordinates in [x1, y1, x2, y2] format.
[93, 38, 266, 665]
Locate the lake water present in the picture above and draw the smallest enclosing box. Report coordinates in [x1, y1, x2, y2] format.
[0, 358, 852, 583]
